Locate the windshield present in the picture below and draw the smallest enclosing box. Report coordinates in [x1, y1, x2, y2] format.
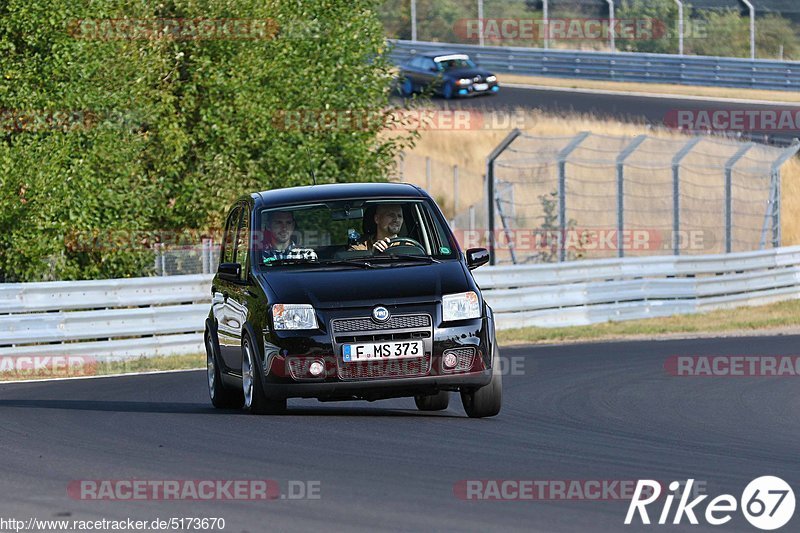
[255, 199, 458, 268]
[436, 57, 476, 71]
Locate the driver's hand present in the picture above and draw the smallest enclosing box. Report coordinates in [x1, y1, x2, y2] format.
[372, 237, 391, 253]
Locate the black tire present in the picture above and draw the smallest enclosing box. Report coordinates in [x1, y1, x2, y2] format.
[460, 353, 502, 418]
[414, 391, 450, 411]
[242, 336, 286, 415]
[206, 331, 243, 409]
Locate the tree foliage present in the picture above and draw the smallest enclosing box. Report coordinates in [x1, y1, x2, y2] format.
[0, 0, 410, 281]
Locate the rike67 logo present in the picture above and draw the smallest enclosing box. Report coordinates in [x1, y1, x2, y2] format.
[625, 477, 795, 530]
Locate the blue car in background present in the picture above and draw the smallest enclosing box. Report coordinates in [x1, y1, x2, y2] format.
[397, 51, 499, 99]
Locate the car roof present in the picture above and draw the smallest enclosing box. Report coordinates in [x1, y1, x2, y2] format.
[254, 182, 427, 207]
[416, 50, 470, 59]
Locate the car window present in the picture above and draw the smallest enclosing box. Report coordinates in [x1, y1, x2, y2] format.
[435, 57, 476, 70]
[234, 204, 250, 280]
[256, 199, 457, 268]
[424, 58, 436, 71]
[221, 205, 241, 265]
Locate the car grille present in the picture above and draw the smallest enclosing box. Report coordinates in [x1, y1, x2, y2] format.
[332, 313, 433, 380]
[338, 354, 431, 380]
[332, 314, 431, 333]
[444, 347, 476, 372]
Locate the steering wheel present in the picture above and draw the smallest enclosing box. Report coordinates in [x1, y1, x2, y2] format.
[379, 237, 426, 253]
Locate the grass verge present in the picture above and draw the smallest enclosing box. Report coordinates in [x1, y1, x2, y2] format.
[497, 299, 800, 345]
[0, 353, 205, 382]
[498, 73, 800, 103]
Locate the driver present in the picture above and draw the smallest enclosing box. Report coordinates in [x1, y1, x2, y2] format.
[350, 204, 404, 253]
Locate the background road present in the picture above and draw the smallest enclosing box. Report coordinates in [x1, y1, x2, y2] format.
[1, 335, 798, 532]
[418, 85, 800, 145]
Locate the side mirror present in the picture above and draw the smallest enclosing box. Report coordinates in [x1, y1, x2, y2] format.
[218, 262, 241, 280]
[466, 248, 490, 270]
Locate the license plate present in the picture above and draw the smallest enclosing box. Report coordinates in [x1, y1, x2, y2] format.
[474, 83, 489, 91]
[343, 340, 424, 362]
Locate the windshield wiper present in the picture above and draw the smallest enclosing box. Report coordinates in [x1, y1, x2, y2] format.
[318, 259, 376, 269]
[371, 254, 441, 264]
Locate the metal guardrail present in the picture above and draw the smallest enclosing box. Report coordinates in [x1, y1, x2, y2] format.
[0, 275, 212, 359]
[390, 40, 800, 91]
[480, 245, 800, 329]
[2, 245, 800, 358]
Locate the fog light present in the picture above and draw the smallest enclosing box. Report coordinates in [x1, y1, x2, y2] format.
[443, 352, 458, 370]
[309, 360, 325, 377]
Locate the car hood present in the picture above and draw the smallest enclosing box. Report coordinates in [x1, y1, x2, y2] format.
[257, 260, 471, 309]
[445, 67, 494, 80]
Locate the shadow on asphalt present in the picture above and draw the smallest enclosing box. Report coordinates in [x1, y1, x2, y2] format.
[0, 399, 466, 418]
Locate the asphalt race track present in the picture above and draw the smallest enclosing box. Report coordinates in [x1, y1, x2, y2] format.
[1, 335, 798, 532]
[417, 85, 800, 146]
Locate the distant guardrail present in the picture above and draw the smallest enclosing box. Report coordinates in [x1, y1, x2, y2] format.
[389, 40, 800, 91]
[2, 246, 800, 359]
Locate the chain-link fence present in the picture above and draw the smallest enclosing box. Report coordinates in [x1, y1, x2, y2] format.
[394, 133, 800, 265]
[152, 239, 221, 276]
[392, 152, 486, 224]
[487, 131, 800, 264]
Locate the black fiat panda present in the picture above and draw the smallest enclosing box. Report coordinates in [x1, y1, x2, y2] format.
[204, 182, 501, 417]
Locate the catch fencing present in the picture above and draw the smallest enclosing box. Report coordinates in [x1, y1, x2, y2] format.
[484, 131, 800, 265]
[2, 246, 800, 359]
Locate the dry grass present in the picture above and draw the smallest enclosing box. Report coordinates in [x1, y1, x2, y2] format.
[498, 73, 800, 103]
[398, 109, 800, 248]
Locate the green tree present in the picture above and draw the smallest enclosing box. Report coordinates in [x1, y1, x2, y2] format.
[689, 9, 800, 59]
[0, 0, 411, 281]
[617, 0, 682, 54]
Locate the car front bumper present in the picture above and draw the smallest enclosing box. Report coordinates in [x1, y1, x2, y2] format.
[258, 313, 496, 401]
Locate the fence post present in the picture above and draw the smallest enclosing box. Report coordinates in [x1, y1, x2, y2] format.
[410, 0, 417, 42]
[469, 205, 475, 231]
[486, 129, 522, 265]
[202, 238, 210, 274]
[425, 156, 431, 192]
[453, 164, 459, 214]
[763, 140, 800, 248]
[616, 135, 648, 258]
[724, 143, 753, 253]
[556, 132, 590, 262]
[671, 137, 701, 255]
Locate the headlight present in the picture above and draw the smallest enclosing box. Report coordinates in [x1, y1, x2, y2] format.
[442, 291, 481, 322]
[486, 75, 497, 83]
[272, 304, 318, 330]
[456, 78, 473, 86]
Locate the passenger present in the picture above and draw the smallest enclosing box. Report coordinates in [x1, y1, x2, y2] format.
[263, 211, 316, 262]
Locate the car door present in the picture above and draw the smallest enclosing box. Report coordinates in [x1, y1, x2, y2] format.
[213, 204, 243, 370]
[222, 203, 252, 373]
[405, 56, 430, 90]
[419, 57, 440, 89]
